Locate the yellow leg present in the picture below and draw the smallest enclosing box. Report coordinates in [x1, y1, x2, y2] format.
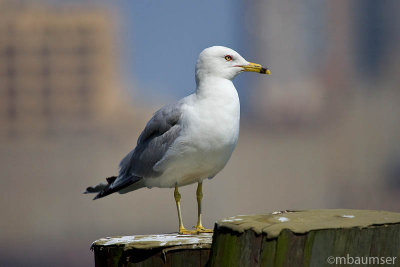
[174, 184, 196, 234]
[195, 182, 213, 233]
[174, 184, 186, 234]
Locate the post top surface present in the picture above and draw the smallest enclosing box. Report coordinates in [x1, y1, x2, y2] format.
[91, 233, 212, 250]
[216, 209, 400, 237]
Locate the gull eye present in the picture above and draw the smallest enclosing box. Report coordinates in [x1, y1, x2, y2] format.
[224, 55, 233, 61]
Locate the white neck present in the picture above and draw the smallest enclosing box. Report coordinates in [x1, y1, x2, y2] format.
[195, 76, 237, 99]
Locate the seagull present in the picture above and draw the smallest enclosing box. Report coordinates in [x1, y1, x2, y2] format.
[84, 46, 270, 234]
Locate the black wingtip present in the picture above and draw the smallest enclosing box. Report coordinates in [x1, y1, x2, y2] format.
[93, 191, 105, 200]
[83, 186, 94, 194]
[90, 176, 141, 200]
[106, 176, 117, 184]
[92, 188, 112, 200]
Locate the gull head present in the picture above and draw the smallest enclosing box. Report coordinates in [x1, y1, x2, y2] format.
[195, 46, 270, 83]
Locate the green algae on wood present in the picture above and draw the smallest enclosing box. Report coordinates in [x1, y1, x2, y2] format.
[91, 210, 400, 266]
[216, 209, 400, 237]
[208, 209, 400, 267]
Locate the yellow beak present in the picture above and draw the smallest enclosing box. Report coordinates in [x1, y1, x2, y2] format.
[242, 62, 271, 75]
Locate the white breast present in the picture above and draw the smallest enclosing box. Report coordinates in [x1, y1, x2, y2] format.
[146, 80, 240, 188]
[185, 85, 240, 153]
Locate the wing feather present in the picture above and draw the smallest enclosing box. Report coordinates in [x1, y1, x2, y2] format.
[111, 102, 183, 189]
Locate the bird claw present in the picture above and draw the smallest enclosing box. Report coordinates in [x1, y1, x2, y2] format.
[194, 226, 213, 233]
[178, 226, 213, 235]
[178, 228, 198, 235]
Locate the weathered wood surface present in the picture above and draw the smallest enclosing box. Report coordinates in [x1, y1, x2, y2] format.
[208, 209, 400, 267]
[91, 233, 212, 267]
[92, 209, 400, 267]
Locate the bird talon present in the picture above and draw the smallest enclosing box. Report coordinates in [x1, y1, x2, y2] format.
[194, 225, 213, 233]
[178, 228, 199, 235]
[196, 227, 213, 233]
[178, 226, 213, 235]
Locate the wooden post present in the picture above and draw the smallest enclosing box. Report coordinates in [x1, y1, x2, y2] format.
[91, 209, 400, 266]
[91, 233, 212, 267]
[208, 209, 400, 267]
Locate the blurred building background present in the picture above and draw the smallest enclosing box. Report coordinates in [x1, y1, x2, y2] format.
[0, 0, 135, 138]
[1, 0, 400, 266]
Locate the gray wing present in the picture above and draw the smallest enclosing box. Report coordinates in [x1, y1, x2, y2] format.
[111, 102, 183, 189]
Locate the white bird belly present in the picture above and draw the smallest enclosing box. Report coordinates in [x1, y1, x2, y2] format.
[145, 90, 240, 188]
